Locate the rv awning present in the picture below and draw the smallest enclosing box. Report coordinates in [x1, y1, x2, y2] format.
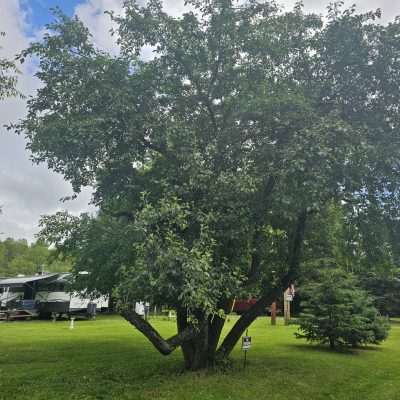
[0, 274, 58, 288]
[52, 273, 73, 283]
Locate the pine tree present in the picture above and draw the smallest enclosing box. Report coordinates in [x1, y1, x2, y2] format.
[296, 269, 390, 349]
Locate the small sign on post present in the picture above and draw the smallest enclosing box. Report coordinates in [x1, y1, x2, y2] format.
[285, 294, 293, 302]
[242, 335, 251, 351]
[242, 330, 251, 368]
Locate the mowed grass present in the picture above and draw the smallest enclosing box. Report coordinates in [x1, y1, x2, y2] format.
[0, 316, 399, 400]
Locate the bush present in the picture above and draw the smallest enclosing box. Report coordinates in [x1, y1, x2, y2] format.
[296, 269, 390, 349]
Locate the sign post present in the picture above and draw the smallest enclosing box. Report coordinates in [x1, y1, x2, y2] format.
[242, 329, 251, 369]
[284, 285, 295, 325]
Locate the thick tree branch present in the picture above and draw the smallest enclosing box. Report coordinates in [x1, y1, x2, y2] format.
[207, 299, 233, 362]
[177, 307, 196, 368]
[216, 295, 271, 359]
[282, 209, 308, 288]
[247, 176, 277, 284]
[247, 227, 263, 285]
[121, 309, 198, 355]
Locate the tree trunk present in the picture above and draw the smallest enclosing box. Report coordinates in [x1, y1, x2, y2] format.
[177, 308, 196, 369]
[207, 314, 225, 365]
[177, 314, 211, 370]
[190, 318, 209, 370]
[177, 307, 229, 370]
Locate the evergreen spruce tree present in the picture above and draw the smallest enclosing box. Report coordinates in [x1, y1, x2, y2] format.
[296, 270, 390, 349]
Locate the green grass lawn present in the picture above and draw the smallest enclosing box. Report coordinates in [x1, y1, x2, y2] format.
[0, 316, 399, 400]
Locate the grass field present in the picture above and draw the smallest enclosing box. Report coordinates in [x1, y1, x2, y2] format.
[0, 315, 399, 400]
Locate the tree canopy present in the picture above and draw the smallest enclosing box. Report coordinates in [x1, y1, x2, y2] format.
[16, 1, 400, 369]
[0, 238, 72, 277]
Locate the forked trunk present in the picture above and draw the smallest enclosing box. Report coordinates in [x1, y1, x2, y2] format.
[121, 209, 308, 370]
[122, 207, 308, 371]
[177, 310, 226, 370]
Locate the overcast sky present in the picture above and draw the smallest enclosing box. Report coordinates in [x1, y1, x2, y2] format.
[1, 0, 400, 242]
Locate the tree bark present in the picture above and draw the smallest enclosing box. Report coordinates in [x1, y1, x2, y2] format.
[207, 299, 233, 365]
[207, 314, 225, 364]
[177, 308, 196, 369]
[121, 308, 197, 355]
[190, 317, 209, 370]
[282, 210, 308, 288]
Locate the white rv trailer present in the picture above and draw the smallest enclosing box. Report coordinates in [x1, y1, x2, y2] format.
[0, 273, 58, 320]
[0, 273, 108, 320]
[35, 273, 109, 317]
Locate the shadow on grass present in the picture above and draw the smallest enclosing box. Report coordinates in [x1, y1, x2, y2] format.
[284, 342, 383, 356]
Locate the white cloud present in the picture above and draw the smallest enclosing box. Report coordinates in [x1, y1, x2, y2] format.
[162, 0, 190, 17]
[0, 1, 94, 242]
[74, 0, 124, 53]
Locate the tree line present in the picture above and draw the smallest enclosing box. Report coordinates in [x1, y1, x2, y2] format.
[0, 238, 72, 277]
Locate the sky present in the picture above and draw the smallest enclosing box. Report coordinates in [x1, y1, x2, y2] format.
[1, 0, 400, 242]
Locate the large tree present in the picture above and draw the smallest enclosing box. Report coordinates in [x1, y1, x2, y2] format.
[16, 1, 400, 369]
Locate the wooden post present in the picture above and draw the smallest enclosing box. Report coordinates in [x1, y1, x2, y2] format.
[284, 298, 290, 325]
[284, 288, 291, 325]
[283, 285, 296, 325]
[283, 294, 288, 325]
[270, 301, 277, 325]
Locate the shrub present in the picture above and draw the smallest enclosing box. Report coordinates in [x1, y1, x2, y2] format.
[296, 269, 390, 349]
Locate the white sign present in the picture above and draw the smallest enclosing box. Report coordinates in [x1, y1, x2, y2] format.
[242, 336, 251, 351]
[285, 294, 293, 302]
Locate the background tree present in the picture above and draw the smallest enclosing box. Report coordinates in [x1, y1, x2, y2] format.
[0, 238, 72, 277]
[16, 1, 400, 370]
[296, 269, 390, 349]
[301, 201, 400, 316]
